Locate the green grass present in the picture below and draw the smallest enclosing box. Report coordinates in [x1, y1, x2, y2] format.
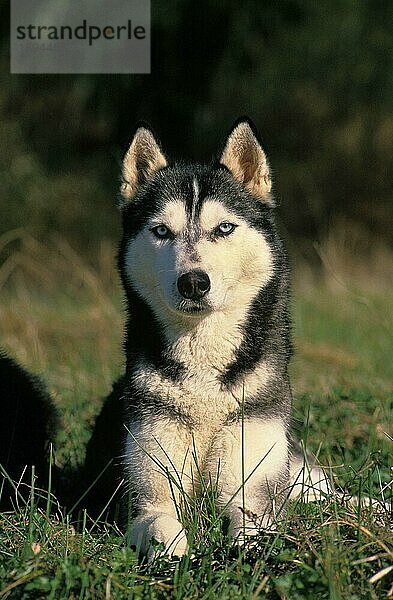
[0, 235, 392, 599]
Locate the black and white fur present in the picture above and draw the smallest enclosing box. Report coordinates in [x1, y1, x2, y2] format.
[85, 119, 329, 556]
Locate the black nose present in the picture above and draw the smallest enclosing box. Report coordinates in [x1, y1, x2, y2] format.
[177, 270, 211, 300]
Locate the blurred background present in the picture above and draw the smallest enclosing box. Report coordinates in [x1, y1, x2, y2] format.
[1, 0, 392, 281]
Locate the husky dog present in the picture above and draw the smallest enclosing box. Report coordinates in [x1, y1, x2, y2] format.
[84, 118, 328, 556]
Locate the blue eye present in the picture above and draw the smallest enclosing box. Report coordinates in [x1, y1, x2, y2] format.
[217, 222, 236, 236]
[150, 225, 171, 239]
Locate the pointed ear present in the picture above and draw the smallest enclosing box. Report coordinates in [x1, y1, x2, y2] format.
[220, 118, 273, 205]
[120, 125, 167, 201]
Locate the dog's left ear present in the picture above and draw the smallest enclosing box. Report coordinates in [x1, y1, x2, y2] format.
[220, 118, 273, 205]
[120, 125, 167, 202]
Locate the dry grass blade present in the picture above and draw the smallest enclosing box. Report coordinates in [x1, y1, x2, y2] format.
[369, 564, 393, 584]
[252, 575, 269, 598]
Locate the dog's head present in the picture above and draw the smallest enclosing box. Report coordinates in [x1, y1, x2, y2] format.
[119, 119, 281, 324]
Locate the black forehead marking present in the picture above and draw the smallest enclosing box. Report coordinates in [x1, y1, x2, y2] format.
[184, 175, 198, 221]
[175, 169, 205, 222]
[121, 162, 275, 240]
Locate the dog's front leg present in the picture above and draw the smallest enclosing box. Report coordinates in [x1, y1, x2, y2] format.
[206, 417, 289, 542]
[124, 418, 192, 558]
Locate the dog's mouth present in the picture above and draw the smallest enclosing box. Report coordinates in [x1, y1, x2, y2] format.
[174, 298, 211, 315]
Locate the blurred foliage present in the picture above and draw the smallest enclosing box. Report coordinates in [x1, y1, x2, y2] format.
[0, 0, 392, 258]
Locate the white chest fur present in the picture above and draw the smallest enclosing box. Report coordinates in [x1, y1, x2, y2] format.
[132, 310, 272, 427]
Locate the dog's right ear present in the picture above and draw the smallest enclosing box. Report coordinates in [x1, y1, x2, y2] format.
[120, 125, 167, 202]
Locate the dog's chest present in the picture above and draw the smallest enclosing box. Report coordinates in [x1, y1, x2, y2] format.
[132, 325, 272, 425]
[142, 323, 240, 422]
[132, 360, 239, 425]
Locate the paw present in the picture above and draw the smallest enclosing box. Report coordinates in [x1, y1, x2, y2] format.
[130, 512, 188, 559]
